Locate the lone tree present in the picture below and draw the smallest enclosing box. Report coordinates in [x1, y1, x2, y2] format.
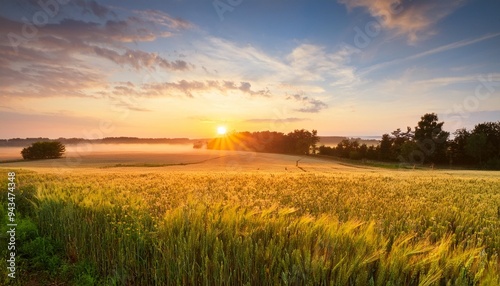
[414, 113, 449, 164]
[21, 141, 65, 160]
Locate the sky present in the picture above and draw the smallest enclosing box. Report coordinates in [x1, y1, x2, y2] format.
[0, 0, 499, 139]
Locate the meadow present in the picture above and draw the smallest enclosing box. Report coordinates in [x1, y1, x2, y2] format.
[1, 149, 500, 285]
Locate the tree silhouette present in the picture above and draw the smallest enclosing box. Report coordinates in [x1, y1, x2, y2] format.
[206, 129, 318, 155]
[379, 134, 392, 161]
[471, 122, 500, 161]
[21, 141, 65, 160]
[414, 113, 449, 163]
[465, 133, 487, 165]
[286, 129, 319, 155]
[449, 128, 472, 165]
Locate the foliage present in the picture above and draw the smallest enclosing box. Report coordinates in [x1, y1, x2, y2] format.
[21, 141, 65, 160]
[319, 139, 375, 161]
[465, 133, 488, 164]
[318, 114, 499, 169]
[413, 113, 449, 164]
[449, 128, 474, 165]
[451, 122, 500, 169]
[1, 169, 499, 285]
[379, 134, 392, 160]
[207, 129, 319, 155]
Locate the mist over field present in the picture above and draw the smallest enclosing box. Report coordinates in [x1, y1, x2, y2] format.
[0, 143, 195, 160]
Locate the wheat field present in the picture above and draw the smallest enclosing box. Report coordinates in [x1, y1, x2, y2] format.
[1, 152, 500, 285]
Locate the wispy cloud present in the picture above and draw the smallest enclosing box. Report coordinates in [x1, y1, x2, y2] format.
[188, 116, 220, 124]
[415, 73, 500, 87]
[74, 0, 116, 19]
[114, 102, 152, 112]
[286, 94, 328, 113]
[0, 110, 100, 133]
[361, 33, 500, 75]
[19, 0, 116, 20]
[296, 99, 328, 113]
[339, 0, 466, 43]
[0, 16, 191, 70]
[0, 8, 195, 101]
[0, 62, 108, 98]
[93, 46, 190, 71]
[142, 80, 270, 98]
[194, 37, 360, 90]
[287, 44, 360, 85]
[244, 117, 309, 123]
[133, 9, 193, 30]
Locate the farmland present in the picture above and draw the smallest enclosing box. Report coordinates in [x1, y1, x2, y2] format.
[1, 148, 500, 285]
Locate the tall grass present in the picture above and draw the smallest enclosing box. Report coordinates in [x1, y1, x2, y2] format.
[1, 170, 499, 284]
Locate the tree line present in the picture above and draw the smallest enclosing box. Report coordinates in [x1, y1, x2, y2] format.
[318, 113, 500, 169]
[206, 129, 319, 155]
[16, 114, 499, 169]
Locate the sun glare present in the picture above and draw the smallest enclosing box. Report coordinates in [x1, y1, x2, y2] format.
[217, 126, 227, 135]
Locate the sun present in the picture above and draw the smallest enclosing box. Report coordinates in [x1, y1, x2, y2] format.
[217, 126, 227, 135]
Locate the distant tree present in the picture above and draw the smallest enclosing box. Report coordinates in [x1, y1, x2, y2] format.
[399, 141, 419, 163]
[286, 129, 319, 155]
[366, 145, 378, 160]
[310, 130, 319, 154]
[206, 129, 318, 155]
[446, 122, 500, 168]
[359, 143, 368, 159]
[390, 127, 414, 160]
[449, 128, 472, 165]
[336, 139, 352, 158]
[379, 134, 392, 161]
[414, 113, 449, 163]
[471, 122, 500, 162]
[319, 140, 370, 160]
[465, 133, 488, 165]
[318, 145, 335, 156]
[192, 141, 204, 149]
[21, 141, 65, 160]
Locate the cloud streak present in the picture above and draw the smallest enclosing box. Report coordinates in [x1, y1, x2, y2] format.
[133, 9, 193, 30]
[361, 33, 500, 75]
[142, 80, 270, 98]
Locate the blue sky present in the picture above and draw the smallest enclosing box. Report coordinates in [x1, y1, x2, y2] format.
[0, 0, 499, 139]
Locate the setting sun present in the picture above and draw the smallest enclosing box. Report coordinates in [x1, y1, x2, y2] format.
[217, 126, 227, 135]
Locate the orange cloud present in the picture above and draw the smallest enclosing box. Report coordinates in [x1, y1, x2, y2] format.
[339, 0, 465, 43]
